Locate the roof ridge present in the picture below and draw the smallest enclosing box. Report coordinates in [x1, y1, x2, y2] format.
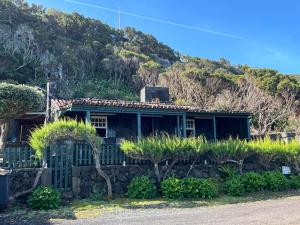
[51, 98, 251, 115]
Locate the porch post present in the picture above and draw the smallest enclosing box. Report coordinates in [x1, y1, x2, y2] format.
[177, 115, 181, 137]
[85, 111, 91, 123]
[246, 117, 251, 139]
[137, 112, 142, 141]
[213, 116, 217, 141]
[182, 114, 187, 138]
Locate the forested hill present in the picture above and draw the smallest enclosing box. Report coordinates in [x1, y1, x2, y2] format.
[0, 0, 180, 100]
[0, 0, 299, 106]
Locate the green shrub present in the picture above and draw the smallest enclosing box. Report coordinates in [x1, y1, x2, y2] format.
[161, 176, 184, 199]
[127, 176, 157, 199]
[289, 176, 300, 189]
[263, 171, 289, 191]
[224, 175, 245, 196]
[28, 186, 61, 210]
[218, 164, 239, 180]
[242, 172, 265, 192]
[0, 82, 44, 122]
[89, 185, 105, 201]
[30, 119, 101, 159]
[183, 178, 218, 199]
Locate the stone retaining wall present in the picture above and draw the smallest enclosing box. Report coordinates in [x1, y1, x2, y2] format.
[8, 162, 267, 198]
[9, 168, 52, 195]
[75, 164, 219, 197]
[9, 168, 39, 195]
[75, 163, 269, 197]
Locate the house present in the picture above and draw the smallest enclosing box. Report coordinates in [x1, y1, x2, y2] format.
[4, 86, 251, 143]
[2, 86, 251, 192]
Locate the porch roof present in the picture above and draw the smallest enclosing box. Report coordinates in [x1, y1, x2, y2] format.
[52, 98, 251, 116]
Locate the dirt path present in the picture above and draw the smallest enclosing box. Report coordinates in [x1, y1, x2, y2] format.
[54, 196, 300, 225]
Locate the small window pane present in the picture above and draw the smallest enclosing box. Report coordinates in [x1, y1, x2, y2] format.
[186, 119, 195, 129]
[91, 116, 107, 128]
[91, 116, 107, 137]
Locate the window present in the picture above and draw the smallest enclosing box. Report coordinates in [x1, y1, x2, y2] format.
[91, 116, 107, 137]
[186, 119, 195, 137]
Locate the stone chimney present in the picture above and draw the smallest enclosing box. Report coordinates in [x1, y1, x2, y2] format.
[140, 86, 170, 103]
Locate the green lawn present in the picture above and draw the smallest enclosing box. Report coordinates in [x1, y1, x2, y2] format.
[2, 190, 300, 222]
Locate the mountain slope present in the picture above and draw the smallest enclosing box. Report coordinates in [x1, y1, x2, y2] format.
[0, 0, 299, 103]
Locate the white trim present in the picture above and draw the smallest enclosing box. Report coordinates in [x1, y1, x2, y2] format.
[186, 119, 195, 137]
[26, 112, 46, 115]
[91, 116, 108, 137]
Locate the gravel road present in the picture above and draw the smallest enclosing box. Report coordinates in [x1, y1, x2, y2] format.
[54, 196, 300, 225]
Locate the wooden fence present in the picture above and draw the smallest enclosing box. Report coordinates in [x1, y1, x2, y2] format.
[2, 143, 42, 169]
[1, 141, 141, 169]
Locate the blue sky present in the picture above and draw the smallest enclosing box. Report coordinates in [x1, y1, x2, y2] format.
[27, 0, 300, 74]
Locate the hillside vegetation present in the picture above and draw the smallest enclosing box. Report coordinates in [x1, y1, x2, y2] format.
[0, 0, 299, 134]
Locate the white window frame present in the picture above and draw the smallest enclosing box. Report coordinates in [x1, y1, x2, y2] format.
[186, 119, 195, 137]
[91, 116, 108, 137]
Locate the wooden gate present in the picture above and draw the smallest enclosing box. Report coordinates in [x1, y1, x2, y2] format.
[47, 142, 73, 192]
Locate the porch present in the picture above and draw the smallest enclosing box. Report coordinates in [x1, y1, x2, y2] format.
[63, 109, 250, 142]
[64, 110, 187, 141]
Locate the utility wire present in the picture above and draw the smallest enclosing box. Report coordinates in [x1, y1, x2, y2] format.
[104, 0, 120, 25]
[64, 0, 243, 39]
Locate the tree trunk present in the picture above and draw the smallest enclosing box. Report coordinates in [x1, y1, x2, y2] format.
[154, 163, 161, 183]
[10, 156, 47, 200]
[0, 122, 9, 157]
[93, 149, 113, 199]
[185, 158, 197, 178]
[221, 159, 244, 175]
[162, 159, 178, 180]
[294, 161, 300, 176]
[238, 160, 244, 175]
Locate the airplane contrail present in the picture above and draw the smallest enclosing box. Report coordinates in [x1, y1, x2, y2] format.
[64, 0, 243, 39]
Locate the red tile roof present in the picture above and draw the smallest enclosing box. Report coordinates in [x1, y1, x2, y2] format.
[51, 98, 251, 115]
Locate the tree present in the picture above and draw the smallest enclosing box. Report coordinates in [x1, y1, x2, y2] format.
[123, 27, 179, 62]
[209, 138, 251, 175]
[184, 136, 208, 177]
[134, 60, 163, 90]
[0, 82, 44, 152]
[120, 135, 192, 183]
[214, 77, 296, 135]
[159, 63, 231, 109]
[247, 137, 282, 170]
[281, 139, 300, 175]
[12, 119, 112, 200]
